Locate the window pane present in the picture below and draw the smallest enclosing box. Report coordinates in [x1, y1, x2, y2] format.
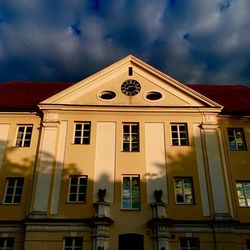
[75, 130, 82, 137]
[69, 194, 77, 202]
[71, 178, 78, 185]
[83, 130, 90, 137]
[84, 123, 90, 130]
[82, 138, 90, 144]
[179, 125, 186, 132]
[5, 196, 12, 203]
[74, 138, 81, 144]
[131, 125, 139, 133]
[123, 143, 130, 152]
[122, 176, 140, 209]
[75, 124, 82, 130]
[14, 196, 21, 203]
[70, 185, 77, 193]
[123, 125, 130, 133]
[78, 194, 86, 202]
[131, 143, 139, 152]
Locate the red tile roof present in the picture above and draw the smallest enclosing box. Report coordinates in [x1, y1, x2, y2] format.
[0, 81, 74, 111]
[188, 84, 250, 115]
[0, 81, 249, 115]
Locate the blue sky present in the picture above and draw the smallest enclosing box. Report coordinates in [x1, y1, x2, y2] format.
[0, 0, 250, 85]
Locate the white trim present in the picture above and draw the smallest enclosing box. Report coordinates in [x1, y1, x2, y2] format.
[145, 123, 168, 203]
[193, 124, 210, 216]
[204, 128, 229, 214]
[14, 124, 33, 147]
[217, 127, 234, 217]
[72, 122, 91, 144]
[33, 123, 58, 212]
[50, 121, 68, 214]
[94, 122, 116, 202]
[0, 124, 10, 171]
[67, 175, 88, 203]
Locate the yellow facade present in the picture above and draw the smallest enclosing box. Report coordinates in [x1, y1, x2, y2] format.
[0, 55, 250, 250]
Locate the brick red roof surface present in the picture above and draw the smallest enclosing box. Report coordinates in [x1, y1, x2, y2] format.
[0, 82, 74, 111]
[0, 81, 249, 115]
[188, 84, 250, 115]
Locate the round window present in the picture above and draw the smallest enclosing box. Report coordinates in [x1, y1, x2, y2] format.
[98, 91, 116, 100]
[145, 91, 162, 101]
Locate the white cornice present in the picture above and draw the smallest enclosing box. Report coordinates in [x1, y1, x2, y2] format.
[38, 104, 222, 114]
[0, 112, 38, 117]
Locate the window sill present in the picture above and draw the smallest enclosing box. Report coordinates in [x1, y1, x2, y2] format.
[175, 203, 195, 206]
[1, 203, 21, 205]
[120, 208, 141, 211]
[66, 201, 87, 204]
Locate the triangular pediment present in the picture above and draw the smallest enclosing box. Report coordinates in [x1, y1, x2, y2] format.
[40, 55, 222, 110]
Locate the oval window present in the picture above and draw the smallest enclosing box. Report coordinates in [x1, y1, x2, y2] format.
[99, 91, 116, 100]
[146, 91, 162, 101]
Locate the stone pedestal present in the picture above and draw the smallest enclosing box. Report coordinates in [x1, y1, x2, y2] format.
[151, 197, 170, 250]
[92, 193, 113, 250]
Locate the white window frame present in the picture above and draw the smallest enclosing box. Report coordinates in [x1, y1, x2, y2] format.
[179, 238, 200, 250]
[15, 125, 33, 147]
[121, 175, 140, 210]
[73, 122, 91, 144]
[3, 177, 24, 204]
[171, 123, 189, 146]
[0, 237, 14, 250]
[227, 128, 247, 151]
[63, 237, 83, 250]
[236, 181, 250, 207]
[174, 177, 194, 205]
[122, 123, 139, 152]
[68, 176, 87, 203]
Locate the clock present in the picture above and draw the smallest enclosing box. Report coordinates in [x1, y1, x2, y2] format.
[121, 79, 141, 96]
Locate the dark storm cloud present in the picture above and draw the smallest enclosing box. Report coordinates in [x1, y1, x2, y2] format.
[0, 0, 250, 85]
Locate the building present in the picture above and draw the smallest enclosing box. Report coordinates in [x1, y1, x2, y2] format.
[0, 55, 250, 250]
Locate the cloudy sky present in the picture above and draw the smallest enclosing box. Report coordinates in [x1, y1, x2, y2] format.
[0, 0, 250, 85]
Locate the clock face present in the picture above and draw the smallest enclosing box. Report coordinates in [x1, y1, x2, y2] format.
[121, 79, 141, 96]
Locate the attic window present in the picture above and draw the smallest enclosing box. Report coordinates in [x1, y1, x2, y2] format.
[145, 91, 162, 101]
[98, 90, 116, 100]
[128, 67, 133, 76]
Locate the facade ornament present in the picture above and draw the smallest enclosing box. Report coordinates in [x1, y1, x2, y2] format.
[98, 189, 107, 202]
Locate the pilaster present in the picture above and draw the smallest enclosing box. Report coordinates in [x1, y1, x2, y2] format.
[201, 114, 231, 220]
[31, 114, 60, 216]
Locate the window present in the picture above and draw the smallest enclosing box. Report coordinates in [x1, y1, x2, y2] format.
[171, 124, 188, 146]
[122, 123, 139, 152]
[174, 177, 194, 204]
[68, 176, 87, 203]
[0, 238, 14, 250]
[64, 237, 83, 250]
[236, 181, 250, 207]
[119, 234, 143, 250]
[15, 125, 33, 147]
[180, 238, 199, 250]
[3, 178, 24, 204]
[246, 239, 250, 250]
[227, 128, 247, 151]
[122, 175, 140, 209]
[74, 122, 91, 144]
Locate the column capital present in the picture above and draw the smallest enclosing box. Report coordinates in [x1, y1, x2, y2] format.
[201, 123, 218, 130]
